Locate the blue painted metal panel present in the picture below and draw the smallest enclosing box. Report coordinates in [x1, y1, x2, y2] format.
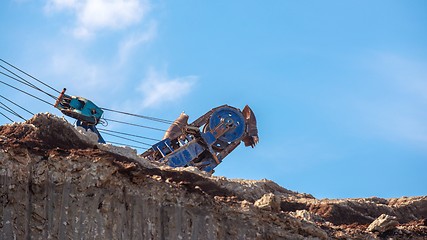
[76, 120, 106, 143]
[164, 141, 205, 167]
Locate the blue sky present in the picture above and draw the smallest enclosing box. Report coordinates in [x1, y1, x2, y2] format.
[1, 0, 426, 198]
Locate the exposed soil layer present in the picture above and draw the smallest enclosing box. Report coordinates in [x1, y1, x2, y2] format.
[1, 114, 426, 239]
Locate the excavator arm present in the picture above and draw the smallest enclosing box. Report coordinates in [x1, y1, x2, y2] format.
[142, 105, 259, 173]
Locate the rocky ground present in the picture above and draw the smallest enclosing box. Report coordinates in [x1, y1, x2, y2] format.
[0, 113, 426, 239]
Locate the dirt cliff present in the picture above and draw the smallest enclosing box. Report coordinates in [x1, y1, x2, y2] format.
[0, 113, 426, 239]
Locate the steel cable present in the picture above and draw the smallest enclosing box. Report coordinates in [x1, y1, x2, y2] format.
[0, 67, 57, 100]
[0, 111, 14, 122]
[0, 59, 60, 94]
[0, 59, 176, 133]
[103, 118, 166, 132]
[0, 95, 34, 115]
[0, 79, 53, 106]
[0, 102, 26, 121]
[101, 108, 173, 124]
[97, 128, 160, 142]
[1, 59, 174, 124]
[100, 131, 153, 147]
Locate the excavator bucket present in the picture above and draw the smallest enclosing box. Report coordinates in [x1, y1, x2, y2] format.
[54, 88, 103, 125]
[142, 105, 259, 173]
[53, 88, 105, 143]
[242, 105, 259, 148]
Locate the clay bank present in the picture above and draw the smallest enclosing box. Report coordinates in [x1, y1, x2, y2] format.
[0, 114, 426, 239]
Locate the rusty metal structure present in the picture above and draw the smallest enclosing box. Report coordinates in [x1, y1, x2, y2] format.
[142, 105, 259, 173]
[0, 58, 259, 174]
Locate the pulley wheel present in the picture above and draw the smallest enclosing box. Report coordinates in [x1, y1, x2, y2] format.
[206, 106, 246, 143]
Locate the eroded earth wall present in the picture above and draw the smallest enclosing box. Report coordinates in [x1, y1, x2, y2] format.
[1, 114, 426, 239]
[0, 148, 326, 240]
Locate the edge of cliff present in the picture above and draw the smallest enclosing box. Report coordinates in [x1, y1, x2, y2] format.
[1, 113, 426, 239]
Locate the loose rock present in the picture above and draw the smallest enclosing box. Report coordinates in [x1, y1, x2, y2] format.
[254, 193, 281, 212]
[367, 214, 399, 233]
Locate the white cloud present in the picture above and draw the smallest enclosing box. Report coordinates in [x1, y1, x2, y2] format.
[45, 0, 79, 11]
[118, 21, 157, 65]
[39, 0, 157, 96]
[39, 0, 196, 113]
[137, 68, 197, 109]
[45, 0, 150, 39]
[47, 51, 121, 99]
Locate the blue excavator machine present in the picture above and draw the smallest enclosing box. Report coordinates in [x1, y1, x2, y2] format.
[54, 88, 106, 143]
[54, 88, 258, 173]
[142, 105, 258, 173]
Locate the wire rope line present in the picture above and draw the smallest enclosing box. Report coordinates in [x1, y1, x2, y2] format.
[0, 59, 176, 130]
[103, 118, 167, 132]
[0, 102, 26, 121]
[100, 131, 153, 147]
[0, 111, 14, 122]
[105, 141, 149, 150]
[0, 103, 21, 120]
[0, 59, 60, 94]
[0, 95, 34, 115]
[101, 108, 173, 124]
[97, 128, 161, 142]
[0, 67, 57, 100]
[0, 79, 53, 106]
